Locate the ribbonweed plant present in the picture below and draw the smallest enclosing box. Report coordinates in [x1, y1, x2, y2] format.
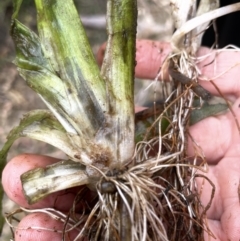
[1, 0, 240, 240]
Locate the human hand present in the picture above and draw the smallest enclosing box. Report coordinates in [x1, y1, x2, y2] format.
[2, 40, 240, 241]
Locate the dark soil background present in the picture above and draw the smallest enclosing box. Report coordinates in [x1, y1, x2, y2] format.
[0, 0, 172, 239]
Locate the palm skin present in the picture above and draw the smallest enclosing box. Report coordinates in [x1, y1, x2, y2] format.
[2, 40, 240, 241]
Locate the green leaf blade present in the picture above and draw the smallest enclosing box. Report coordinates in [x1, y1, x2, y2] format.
[190, 101, 228, 125]
[35, 0, 107, 112]
[11, 18, 105, 137]
[100, 0, 137, 165]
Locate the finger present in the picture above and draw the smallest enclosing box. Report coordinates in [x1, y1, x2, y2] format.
[197, 48, 240, 101]
[2, 154, 81, 210]
[205, 219, 227, 241]
[14, 212, 79, 241]
[135, 40, 171, 79]
[97, 39, 171, 79]
[188, 111, 231, 163]
[199, 157, 240, 241]
[135, 106, 147, 113]
[220, 203, 240, 241]
[187, 96, 240, 163]
[197, 157, 240, 219]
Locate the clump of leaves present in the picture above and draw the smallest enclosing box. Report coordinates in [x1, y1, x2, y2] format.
[1, 0, 240, 240]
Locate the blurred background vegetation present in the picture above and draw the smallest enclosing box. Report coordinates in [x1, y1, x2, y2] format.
[0, 0, 173, 239]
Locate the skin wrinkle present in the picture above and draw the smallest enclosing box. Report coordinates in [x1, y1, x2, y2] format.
[196, 165, 221, 220]
[210, 165, 222, 219]
[226, 99, 240, 157]
[219, 159, 239, 205]
[15, 212, 78, 241]
[221, 203, 240, 240]
[135, 40, 171, 79]
[197, 48, 240, 102]
[188, 114, 231, 163]
[206, 219, 227, 241]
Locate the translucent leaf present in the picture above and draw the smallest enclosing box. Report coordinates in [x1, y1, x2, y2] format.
[192, 0, 220, 52]
[11, 19, 104, 137]
[21, 160, 89, 204]
[19, 64, 101, 138]
[170, 0, 196, 29]
[0, 110, 82, 165]
[35, 0, 107, 112]
[0, 110, 60, 232]
[190, 101, 228, 125]
[171, 3, 240, 52]
[11, 20, 52, 71]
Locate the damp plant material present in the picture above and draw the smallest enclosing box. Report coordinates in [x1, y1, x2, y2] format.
[1, 0, 240, 240]
[0, 0, 135, 235]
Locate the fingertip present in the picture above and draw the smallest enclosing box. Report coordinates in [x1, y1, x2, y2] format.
[15, 212, 78, 241]
[2, 154, 60, 208]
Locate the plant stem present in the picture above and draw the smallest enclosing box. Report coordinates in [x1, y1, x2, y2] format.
[100, 0, 137, 166]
